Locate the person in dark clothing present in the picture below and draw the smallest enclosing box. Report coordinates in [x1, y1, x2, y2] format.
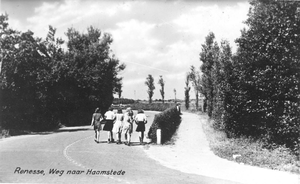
[91, 108, 103, 143]
[134, 109, 147, 145]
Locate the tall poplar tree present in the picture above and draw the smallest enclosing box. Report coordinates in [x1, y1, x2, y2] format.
[200, 32, 219, 117]
[145, 74, 155, 104]
[158, 75, 165, 103]
[184, 73, 191, 110]
[189, 66, 201, 110]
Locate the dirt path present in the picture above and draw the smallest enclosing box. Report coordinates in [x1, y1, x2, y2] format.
[144, 112, 300, 184]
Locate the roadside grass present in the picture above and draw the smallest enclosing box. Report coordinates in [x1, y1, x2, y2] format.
[195, 111, 300, 174]
[152, 103, 300, 174]
[0, 127, 33, 139]
[0, 128, 10, 139]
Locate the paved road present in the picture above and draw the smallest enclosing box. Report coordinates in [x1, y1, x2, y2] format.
[0, 111, 236, 184]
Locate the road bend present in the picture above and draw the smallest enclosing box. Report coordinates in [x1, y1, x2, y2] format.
[0, 111, 237, 184]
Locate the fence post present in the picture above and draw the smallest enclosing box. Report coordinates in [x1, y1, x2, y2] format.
[156, 129, 161, 145]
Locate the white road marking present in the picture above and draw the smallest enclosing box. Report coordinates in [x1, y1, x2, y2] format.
[63, 135, 131, 184]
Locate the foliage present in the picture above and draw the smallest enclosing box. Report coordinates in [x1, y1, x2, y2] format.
[64, 26, 125, 115]
[130, 102, 173, 112]
[173, 88, 176, 102]
[148, 106, 181, 144]
[199, 32, 220, 117]
[188, 65, 201, 110]
[211, 40, 233, 130]
[145, 74, 155, 104]
[113, 98, 135, 105]
[158, 75, 165, 103]
[0, 14, 125, 131]
[197, 0, 300, 153]
[184, 73, 191, 110]
[225, 0, 300, 150]
[0, 16, 61, 130]
[115, 82, 123, 99]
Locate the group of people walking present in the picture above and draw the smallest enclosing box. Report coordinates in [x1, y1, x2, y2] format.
[90, 107, 147, 146]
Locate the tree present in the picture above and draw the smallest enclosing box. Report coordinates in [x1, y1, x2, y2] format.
[173, 88, 177, 103]
[200, 32, 220, 117]
[145, 74, 155, 104]
[184, 73, 191, 110]
[188, 65, 201, 110]
[64, 26, 125, 115]
[227, 0, 300, 149]
[158, 75, 165, 103]
[211, 40, 233, 130]
[0, 14, 61, 130]
[0, 14, 125, 130]
[115, 81, 123, 99]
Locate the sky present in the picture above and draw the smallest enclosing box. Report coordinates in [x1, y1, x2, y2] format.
[0, 0, 250, 100]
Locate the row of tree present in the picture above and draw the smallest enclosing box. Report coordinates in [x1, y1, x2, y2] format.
[185, 0, 300, 152]
[0, 14, 125, 130]
[144, 74, 179, 104]
[144, 74, 165, 103]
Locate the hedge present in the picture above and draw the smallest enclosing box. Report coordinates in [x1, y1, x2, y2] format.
[147, 106, 181, 144]
[128, 102, 174, 112]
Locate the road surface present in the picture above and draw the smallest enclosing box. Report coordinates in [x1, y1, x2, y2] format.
[0, 111, 237, 184]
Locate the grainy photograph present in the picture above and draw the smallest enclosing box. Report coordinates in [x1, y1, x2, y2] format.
[0, 0, 299, 183]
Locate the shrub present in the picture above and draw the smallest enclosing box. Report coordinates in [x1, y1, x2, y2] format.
[147, 106, 181, 144]
[130, 102, 174, 112]
[113, 98, 135, 105]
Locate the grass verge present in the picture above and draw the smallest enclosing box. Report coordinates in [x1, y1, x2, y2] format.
[0, 128, 33, 139]
[200, 113, 300, 174]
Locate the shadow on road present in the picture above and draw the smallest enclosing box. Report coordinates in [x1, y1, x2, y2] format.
[127, 142, 149, 146]
[55, 127, 92, 132]
[1, 126, 94, 139]
[90, 141, 150, 146]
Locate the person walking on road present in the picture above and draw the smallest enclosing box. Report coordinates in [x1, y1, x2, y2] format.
[135, 109, 147, 145]
[122, 107, 134, 146]
[112, 109, 124, 144]
[103, 107, 115, 143]
[90, 108, 103, 143]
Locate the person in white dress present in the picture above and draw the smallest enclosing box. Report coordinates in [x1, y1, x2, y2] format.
[112, 109, 124, 144]
[122, 107, 134, 146]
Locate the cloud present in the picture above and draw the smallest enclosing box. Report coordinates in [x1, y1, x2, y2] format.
[110, 19, 159, 55]
[110, 2, 249, 100]
[2, 0, 250, 100]
[173, 2, 249, 51]
[23, 0, 134, 39]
